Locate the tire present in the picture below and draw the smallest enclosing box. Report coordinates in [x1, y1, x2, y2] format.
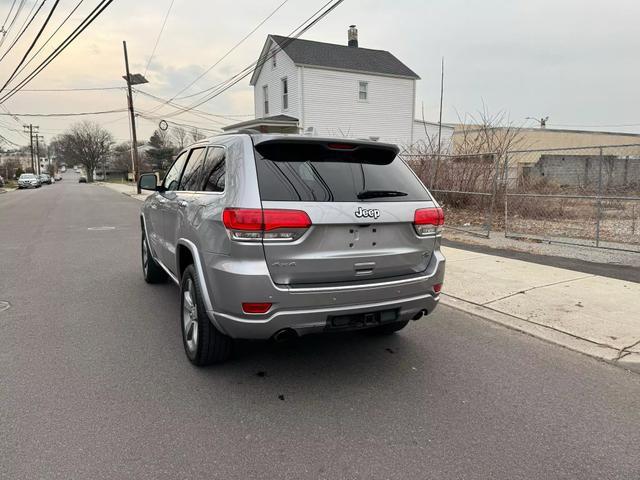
[367, 320, 410, 335]
[141, 232, 167, 284]
[180, 265, 233, 366]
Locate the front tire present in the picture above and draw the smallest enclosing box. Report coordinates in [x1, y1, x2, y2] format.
[141, 232, 167, 284]
[180, 265, 233, 366]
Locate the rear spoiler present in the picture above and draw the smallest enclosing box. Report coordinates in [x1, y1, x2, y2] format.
[253, 138, 399, 165]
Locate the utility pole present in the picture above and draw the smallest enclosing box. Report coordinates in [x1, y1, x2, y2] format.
[437, 57, 444, 156]
[23, 124, 38, 173]
[35, 135, 44, 175]
[122, 41, 148, 192]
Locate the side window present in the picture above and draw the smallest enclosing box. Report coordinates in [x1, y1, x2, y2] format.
[162, 151, 188, 191]
[359, 81, 368, 101]
[179, 147, 207, 191]
[203, 147, 226, 192]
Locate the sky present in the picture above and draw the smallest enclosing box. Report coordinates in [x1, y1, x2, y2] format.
[0, 0, 639, 149]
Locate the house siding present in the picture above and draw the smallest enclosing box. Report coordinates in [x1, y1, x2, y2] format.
[300, 67, 415, 145]
[253, 41, 299, 119]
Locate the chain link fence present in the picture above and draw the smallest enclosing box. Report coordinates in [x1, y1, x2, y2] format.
[402, 152, 500, 237]
[403, 143, 640, 252]
[504, 144, 640, 252]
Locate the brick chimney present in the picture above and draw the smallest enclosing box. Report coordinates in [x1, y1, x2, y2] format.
[348, 25, 358, 48]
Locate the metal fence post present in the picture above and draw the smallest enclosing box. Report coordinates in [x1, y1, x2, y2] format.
[485, 153, 501, 238]
[595, 147, 604, 247]
[503, 153, 510, 238]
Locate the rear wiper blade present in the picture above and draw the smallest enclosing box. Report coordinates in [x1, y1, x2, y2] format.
[357, 189, 408, 199]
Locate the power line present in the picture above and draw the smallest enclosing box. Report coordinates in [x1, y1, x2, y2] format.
[16, 85, 123, 91]
[145, 0, 342, 121]
[162, 0, 344, 117]
[143, 0, 174, 77]
[137, 114, 222, 134]
[149, 0, 288, 112]
[0, 0, 44, 64]
[1, 0, 19, 31]
[11, 0, 86, 84]
[0, 108, 126, 116]
[0, 0, 116, 105]
[133, 88, 249, 122]
[0, 0, 27, 49]
[0, 0, 61, 92]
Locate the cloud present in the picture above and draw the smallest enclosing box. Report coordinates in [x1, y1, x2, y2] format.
[1, 0, 639, 146]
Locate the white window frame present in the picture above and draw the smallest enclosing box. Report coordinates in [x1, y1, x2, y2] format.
[358, 81, 368, 101]
[262, 85, 269, 115]
[271, 49, 277, 68]
[281, 77, 288, 111]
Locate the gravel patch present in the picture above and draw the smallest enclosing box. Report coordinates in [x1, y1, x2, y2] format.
[445, 229, 640, 268]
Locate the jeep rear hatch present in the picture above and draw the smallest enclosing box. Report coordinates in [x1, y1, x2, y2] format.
[249, 138, 442, 286]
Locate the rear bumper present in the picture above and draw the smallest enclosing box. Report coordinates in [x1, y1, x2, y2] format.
[202, 249, 445, 340]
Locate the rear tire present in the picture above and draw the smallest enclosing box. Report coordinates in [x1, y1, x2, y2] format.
[367, 320, 410, 335]
[180, 265, 233, 366]
[142, 232, 167, 284]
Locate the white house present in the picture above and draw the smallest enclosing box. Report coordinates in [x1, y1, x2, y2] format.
[223, 26, 452, 151]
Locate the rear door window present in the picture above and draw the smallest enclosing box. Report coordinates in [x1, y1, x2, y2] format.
[179, 147, 207, 191]
[254, 143, 429, 202]
[203, 147, 226, 192]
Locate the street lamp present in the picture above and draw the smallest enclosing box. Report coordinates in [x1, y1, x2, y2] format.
[526, 116, 549, 128]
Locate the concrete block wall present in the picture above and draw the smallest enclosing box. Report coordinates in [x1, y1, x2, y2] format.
[525, 155, 640, 188]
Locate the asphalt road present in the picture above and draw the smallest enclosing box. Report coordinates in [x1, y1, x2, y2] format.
[1, 175, 639, 480]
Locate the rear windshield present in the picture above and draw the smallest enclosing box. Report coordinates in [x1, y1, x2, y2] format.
[254, 147, 430, 202]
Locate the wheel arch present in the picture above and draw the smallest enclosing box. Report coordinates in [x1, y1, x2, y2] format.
[176, 238, 227, 335]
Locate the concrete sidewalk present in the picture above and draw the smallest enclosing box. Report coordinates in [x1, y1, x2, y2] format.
[95, 181, 151, 201]
[441, 246, 640, 372]
[97, 182, 640, 372]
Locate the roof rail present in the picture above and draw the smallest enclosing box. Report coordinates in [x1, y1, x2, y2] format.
[221, 128, 261, 135]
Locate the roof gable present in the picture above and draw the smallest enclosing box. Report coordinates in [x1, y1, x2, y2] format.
[250, 35, 420, 85]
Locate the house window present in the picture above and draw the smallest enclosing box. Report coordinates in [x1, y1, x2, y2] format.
[281, 78, 288, 110]
[263, 85, 269, 115]
[271, 49, 277, 68]
[359, 81, 368, 101]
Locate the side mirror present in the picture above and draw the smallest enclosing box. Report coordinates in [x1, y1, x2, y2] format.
[139, 173, 159, 191]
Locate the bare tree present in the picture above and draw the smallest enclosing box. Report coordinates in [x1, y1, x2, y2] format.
[171, 126, 188, 149]
[189, 127, 205, 143]
[54, 121, 114, 182]
[111, 142, 134, 172]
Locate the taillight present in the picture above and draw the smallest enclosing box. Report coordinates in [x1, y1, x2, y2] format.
[242, 302, 272, 314]
[223, 208, 311, 241]
[414, 207, 444, 236]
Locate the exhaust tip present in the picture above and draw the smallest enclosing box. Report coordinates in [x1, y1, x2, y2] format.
[272, 328, 298, 343]
[412, 310, 427, 320]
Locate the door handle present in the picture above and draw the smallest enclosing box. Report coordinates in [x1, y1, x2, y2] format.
[178, 200, 188, 208]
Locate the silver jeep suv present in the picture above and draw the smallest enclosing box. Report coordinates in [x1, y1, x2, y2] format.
[139, 134, 445, 365]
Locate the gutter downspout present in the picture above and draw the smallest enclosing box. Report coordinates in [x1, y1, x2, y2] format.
[299, 66, 305, 133]
[410, 79, 416, 147]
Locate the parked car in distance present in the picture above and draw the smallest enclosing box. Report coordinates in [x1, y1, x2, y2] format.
[139, 133, 445, 366]
[18, 173, 41, 189]
[78, 176, 87, 183]
[54, 174, 62, 181]
[39, 174, 53, 185]
[0, 174, 4, 187]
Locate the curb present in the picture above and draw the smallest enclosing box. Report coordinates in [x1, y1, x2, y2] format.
[440, 294, 640, 374]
